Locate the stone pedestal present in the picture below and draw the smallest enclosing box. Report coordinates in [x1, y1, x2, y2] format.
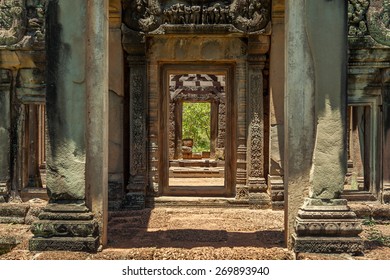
[293, 198, 363, 254]
[30, 204, 99, 252]
[0, 70, 11, 201]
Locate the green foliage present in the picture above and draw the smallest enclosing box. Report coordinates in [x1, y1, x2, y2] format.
[367, 228, 390, 247]
[182, 102, 211, 152]
[363, 218, 390, 247]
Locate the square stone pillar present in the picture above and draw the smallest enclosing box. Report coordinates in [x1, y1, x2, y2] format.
[125, 55, 147, 209]
[285, 0, 363, 254]
[383, 70, 390, 203]
[246, 53, 270, 207]
[0, 70, 11, 201]
[268, 3, 285, 209]
[29, 0, 109, 252]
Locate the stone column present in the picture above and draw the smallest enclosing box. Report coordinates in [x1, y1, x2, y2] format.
[383, 69, 390, 203]
[246, 53, 270, 207]
[0, 70, 11, 201]
[268, 2, 285, 210]
[125, 56, 147, 209]
[285, 0, 363, 253]
[29, 0, 109, 251]
[86, 0, 109, 247]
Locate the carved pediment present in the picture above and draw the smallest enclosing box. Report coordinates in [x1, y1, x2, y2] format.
[123, 0, 271, 35]
[367, 0, 390, 46]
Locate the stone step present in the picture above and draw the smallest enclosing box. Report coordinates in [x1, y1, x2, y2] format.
[146, 196, 249, 208]
[0, 204, 29, 224]
[0, 236, 17, 255]
[170, 160, 223, 168]
[20, 187, 49, 202]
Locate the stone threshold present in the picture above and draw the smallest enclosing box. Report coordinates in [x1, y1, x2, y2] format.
[146, 196, 251, 208]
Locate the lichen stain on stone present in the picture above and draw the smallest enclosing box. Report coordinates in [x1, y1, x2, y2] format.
[46, 140, 86, 201]
[201, 40, 222, 59]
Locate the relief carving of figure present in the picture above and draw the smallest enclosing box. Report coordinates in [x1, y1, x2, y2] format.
[230, 0, 270, 32]
[184, 5, 191, 24]
[348, 0, 369, 36]
[126, 0, 270, 33]
[0, 0, 26, 46]
[191, 6, 201, 24]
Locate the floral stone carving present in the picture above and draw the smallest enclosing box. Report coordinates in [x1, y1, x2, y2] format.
[367, 0, 390, 46]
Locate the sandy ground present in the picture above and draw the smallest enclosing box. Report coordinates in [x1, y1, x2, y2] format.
[1, 206, 390, 260]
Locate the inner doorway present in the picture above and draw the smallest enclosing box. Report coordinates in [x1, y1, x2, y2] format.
[159, 65, 236, 196]
[168, 74, 225, 190]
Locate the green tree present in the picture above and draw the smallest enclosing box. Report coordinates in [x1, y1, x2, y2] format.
[182, 102, 211, 152]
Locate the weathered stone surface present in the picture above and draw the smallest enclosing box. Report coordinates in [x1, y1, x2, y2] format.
[0, 69, 11, 200]
[0, 203, 29, 224]
[0, 0, 46, 49]
[286, 1, 363, 253]
[31, 220, 98, 238]
[38, 212, 94, 221]
[44, 0, 87, 202]
[367, 0, 390, 46]
[29, 236, 99, 252]
[372, 204, 390, 219]
[123, 0, 271, 34]
[306, 0, 348, 200]
[293, 235, 364, 254]
[108, 91, 124, 181]
[248, 193, 271, 209]
[30, 202, 99, 251]
[123, 193, 145, 210]
[0, 236, 17, 255]
[293, 198, 363, 253]
[285, 0, 316, 249]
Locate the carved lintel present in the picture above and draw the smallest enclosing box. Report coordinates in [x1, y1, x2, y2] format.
[123, 0, 271, 35]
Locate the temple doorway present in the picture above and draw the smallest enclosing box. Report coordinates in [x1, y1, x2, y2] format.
[168, 74, 226, 193]
[157, 66, 236, 197]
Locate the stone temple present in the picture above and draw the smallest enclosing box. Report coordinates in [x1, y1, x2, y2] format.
[0, 0, 389, 254]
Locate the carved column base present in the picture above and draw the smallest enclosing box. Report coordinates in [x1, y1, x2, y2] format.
[383, 185, 390, 204]
[293, 198, 363, 254]
[29, 203, 99, 252]
[108, 182, 124, 211]
[247, 177, 270, 208]
[268, 175, 284, 209]
[122, 192, 145, 210]
[0, 182, 9, 202]
[293, 235, 363, 254]
[247, 177, 267, 192]
[235, 185, 249, 200]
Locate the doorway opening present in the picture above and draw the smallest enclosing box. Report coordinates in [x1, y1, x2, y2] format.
[159, 66, 236, 197]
